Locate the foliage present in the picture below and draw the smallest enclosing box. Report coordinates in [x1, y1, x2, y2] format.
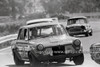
[1, 0, 100, 19]
[0, 41, 11, 49]
[0, 0, 10, 16]
[0, 19, 26, 36]
[41, 0, 63, 14]
[41, 0, 100, 13]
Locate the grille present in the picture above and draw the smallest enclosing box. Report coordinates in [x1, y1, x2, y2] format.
[52, 46, 65, 56]
[69, 26, 83, 32]
[69, 28, 82, 32]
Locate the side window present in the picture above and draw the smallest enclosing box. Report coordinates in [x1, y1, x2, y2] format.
[18, 28, 28, 40]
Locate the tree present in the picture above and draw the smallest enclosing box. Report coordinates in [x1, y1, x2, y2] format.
[41, 0, 100, 13]
[0, 0, 10, 16]
[41, 0, 63, 14]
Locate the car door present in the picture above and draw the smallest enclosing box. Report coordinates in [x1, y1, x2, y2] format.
[15, 28, 29, 59]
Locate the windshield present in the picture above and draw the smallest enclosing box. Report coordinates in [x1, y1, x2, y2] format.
[29, 25, 66, 39]
[67, 18, 87, 25]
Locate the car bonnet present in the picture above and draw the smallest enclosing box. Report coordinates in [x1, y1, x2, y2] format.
[29, 34, 77, 48]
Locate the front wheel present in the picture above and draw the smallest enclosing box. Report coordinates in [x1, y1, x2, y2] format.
[28, 52, 40, 67]
[12, 50, 24, 65]
[57, 59, 66, 63]
[73, 53, 84, 65]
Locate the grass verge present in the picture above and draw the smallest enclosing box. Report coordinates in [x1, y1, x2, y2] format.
[0, 41, 11, 49]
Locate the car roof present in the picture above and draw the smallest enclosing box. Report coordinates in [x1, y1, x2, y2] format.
[21, 22, 61, 29]
[26, 18, 54, 25]
[68, 16, 87, 20]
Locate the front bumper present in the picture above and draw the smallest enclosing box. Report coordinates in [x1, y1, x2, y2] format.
[36, 52, 82, 62]
[31, 44, 83, 62]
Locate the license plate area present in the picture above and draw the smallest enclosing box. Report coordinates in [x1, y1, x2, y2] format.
[52, 46, 65, 56]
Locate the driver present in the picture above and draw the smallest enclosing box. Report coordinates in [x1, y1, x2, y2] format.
[29, 28, 38, 39]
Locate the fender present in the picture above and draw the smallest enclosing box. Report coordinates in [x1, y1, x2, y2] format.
[12, 48, 22, 60]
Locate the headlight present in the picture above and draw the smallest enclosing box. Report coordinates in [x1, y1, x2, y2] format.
[73, 39, 81, 46]
[73, 39, 81, 50]
[37, 44, 44, 51]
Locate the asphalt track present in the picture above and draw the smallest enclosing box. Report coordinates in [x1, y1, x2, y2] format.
[0, 20, 100, 67]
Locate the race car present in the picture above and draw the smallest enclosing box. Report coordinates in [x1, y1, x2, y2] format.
[11, 22, 84, 66]
[90, 43, 100, 64]
[66, 16, 93, 36]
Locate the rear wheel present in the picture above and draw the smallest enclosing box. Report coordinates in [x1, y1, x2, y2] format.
[28, 52, 40, 67]
[12, 50, 24, 65]
[73, 53, 84, 65]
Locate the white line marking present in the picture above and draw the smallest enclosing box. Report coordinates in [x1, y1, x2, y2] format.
[0, 47, 11, 52]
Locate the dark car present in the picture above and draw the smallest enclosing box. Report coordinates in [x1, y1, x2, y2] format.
[11, 22, 84, 66]
[66, 16, 93, 36]
[90, 43, 100, 64]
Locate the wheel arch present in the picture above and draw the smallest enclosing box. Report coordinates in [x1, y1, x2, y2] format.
[12, 48, 22, 60]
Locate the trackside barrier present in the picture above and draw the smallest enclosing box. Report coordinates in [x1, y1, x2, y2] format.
[0, 34, 17, 43]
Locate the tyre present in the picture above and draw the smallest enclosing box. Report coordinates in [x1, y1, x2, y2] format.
[94, 60, 100, 64]
[85, 33, 89, 37]
[28, 52, 40, 67]
[12, 50, 24, 65]
[89, 31, 93, 36]
[57, 59, 66, 63]
[73, 53, 84, 65]
[91, 56, 94, 60]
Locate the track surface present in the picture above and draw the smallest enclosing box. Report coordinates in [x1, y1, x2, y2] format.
[0, 20, 100, 67]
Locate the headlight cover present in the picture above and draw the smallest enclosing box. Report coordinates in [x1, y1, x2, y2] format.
[73, 39, 81, 50]
[73, 39, 81, 46]
[37, 44, 44, 51]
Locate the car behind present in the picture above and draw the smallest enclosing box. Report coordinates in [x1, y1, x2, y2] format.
[66, 16, 93, 37]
